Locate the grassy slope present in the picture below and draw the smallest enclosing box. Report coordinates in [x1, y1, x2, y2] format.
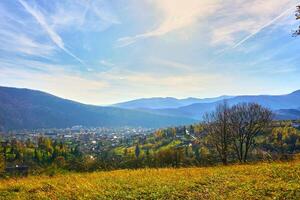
[0, 161, 300, 200]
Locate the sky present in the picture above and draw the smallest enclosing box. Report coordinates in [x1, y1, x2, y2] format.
[0, 0, 300, 105]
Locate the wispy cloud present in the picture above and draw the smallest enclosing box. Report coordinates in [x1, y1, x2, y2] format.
[206, 0, 298, 64]
[100, 60, 116, 68]
[209, 7, 294, 64]
[0, 58, 108, 104]
[50, 0, 120, 32]
[116, 0, 220, 47]
[149, 57, 195, 71]
[0, 29, 55, 58]
[18, 0, 84, 65]
[0, 3, 55, 58]
[116, 0, 297, 48]
[210, 0, 297, 46]
[231, 5, 296, 49]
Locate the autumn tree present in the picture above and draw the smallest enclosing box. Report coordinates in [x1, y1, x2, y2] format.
[270, 126, 300, 156]
[204, 102, 231, 165]
[0, 140, 5, 172]
[0, 155, 4, 173]
[229, 103, 273, 163]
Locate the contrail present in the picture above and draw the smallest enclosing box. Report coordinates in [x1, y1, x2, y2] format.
[208, 5, 297, 64]
[19, 0, 84, 65]
[231, 6, 296, 49]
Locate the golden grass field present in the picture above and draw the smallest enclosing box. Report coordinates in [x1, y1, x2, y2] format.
[0, 160, 300, 200]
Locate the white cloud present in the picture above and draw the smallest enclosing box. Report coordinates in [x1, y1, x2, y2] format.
[0, 30, 55, 57]
[0, 60, 108, 105]
[92, 67, 231, 98]
[99, 60, 116, 68]
[117, 0, 220, 47]
[117, 0, 298, 48]
[149, 57, 194, 71]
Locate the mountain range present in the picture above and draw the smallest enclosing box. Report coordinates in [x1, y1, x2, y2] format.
[0, 86, 300, 131]
[0, 86, 195, 131]
[114, 90, 300, 120]
[113, 96, 234, 109]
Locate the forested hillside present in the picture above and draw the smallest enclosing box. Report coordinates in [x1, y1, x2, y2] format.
[0, 86, 195, 130]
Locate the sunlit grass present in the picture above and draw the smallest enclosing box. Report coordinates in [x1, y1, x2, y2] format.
[0, 160, 300, 200]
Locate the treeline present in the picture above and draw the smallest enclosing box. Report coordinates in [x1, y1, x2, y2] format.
[1, 103, 300, 176]
[127, 103, 300, 167]
[0, 137, 83, 174]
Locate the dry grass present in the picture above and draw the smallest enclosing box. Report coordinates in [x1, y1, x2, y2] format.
[0, 161, 300, 200]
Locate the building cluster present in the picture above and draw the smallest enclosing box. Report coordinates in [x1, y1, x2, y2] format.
[1, 126, 155, 153]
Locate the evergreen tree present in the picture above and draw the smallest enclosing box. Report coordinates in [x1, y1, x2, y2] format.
[135, 144, 140, 159]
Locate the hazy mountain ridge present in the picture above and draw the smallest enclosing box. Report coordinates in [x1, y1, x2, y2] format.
[113, 95, 234, 109]
[1, 86, 300, 131]
[275, 109, 300, 120]
[149, 91, 300, 120]
[0, 86, 196, 130]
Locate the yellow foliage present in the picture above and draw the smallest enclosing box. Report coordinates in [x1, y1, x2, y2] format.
[0, 160, 300, 199]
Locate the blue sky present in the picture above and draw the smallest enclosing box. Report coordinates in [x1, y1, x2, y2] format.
[0, 0, 300, 105]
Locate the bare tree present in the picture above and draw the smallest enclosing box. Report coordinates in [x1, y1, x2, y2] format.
[229, 103, 273, 162]
[204, 102, 231, 165]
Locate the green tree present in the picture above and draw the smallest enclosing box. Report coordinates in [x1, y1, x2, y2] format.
[123, 148, 128, 156]
[193, 145, 201, 162]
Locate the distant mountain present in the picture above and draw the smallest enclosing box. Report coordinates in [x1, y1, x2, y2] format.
[275, 109, 300, 120]
[113, 95, 234, 109]
[223, 90, 300, 110]
[185, 95, 235, 104]
[1, 86, 299, 131]
[143, 90, 300, 120]
[0, 87, 196, 131]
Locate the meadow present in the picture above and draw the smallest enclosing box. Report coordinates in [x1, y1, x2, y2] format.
[0, 160, 300, 200]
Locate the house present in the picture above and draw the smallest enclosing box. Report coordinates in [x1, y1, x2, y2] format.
[292, 122, 300, 128]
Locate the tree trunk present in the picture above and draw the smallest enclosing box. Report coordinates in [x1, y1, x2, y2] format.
[222, 157, 228, 165]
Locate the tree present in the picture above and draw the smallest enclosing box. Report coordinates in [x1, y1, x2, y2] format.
[154, 130, 163, 139]
[123, 148, 128, 156]
[171, 128, 177, 139]
[0, 154, 4, 173]
[270, 126, 300, 157]
[204, 102, 231, 165]
[229, 103, 272, 162]
[134, 144, 140, 159]
[295, 5, 300, 36]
